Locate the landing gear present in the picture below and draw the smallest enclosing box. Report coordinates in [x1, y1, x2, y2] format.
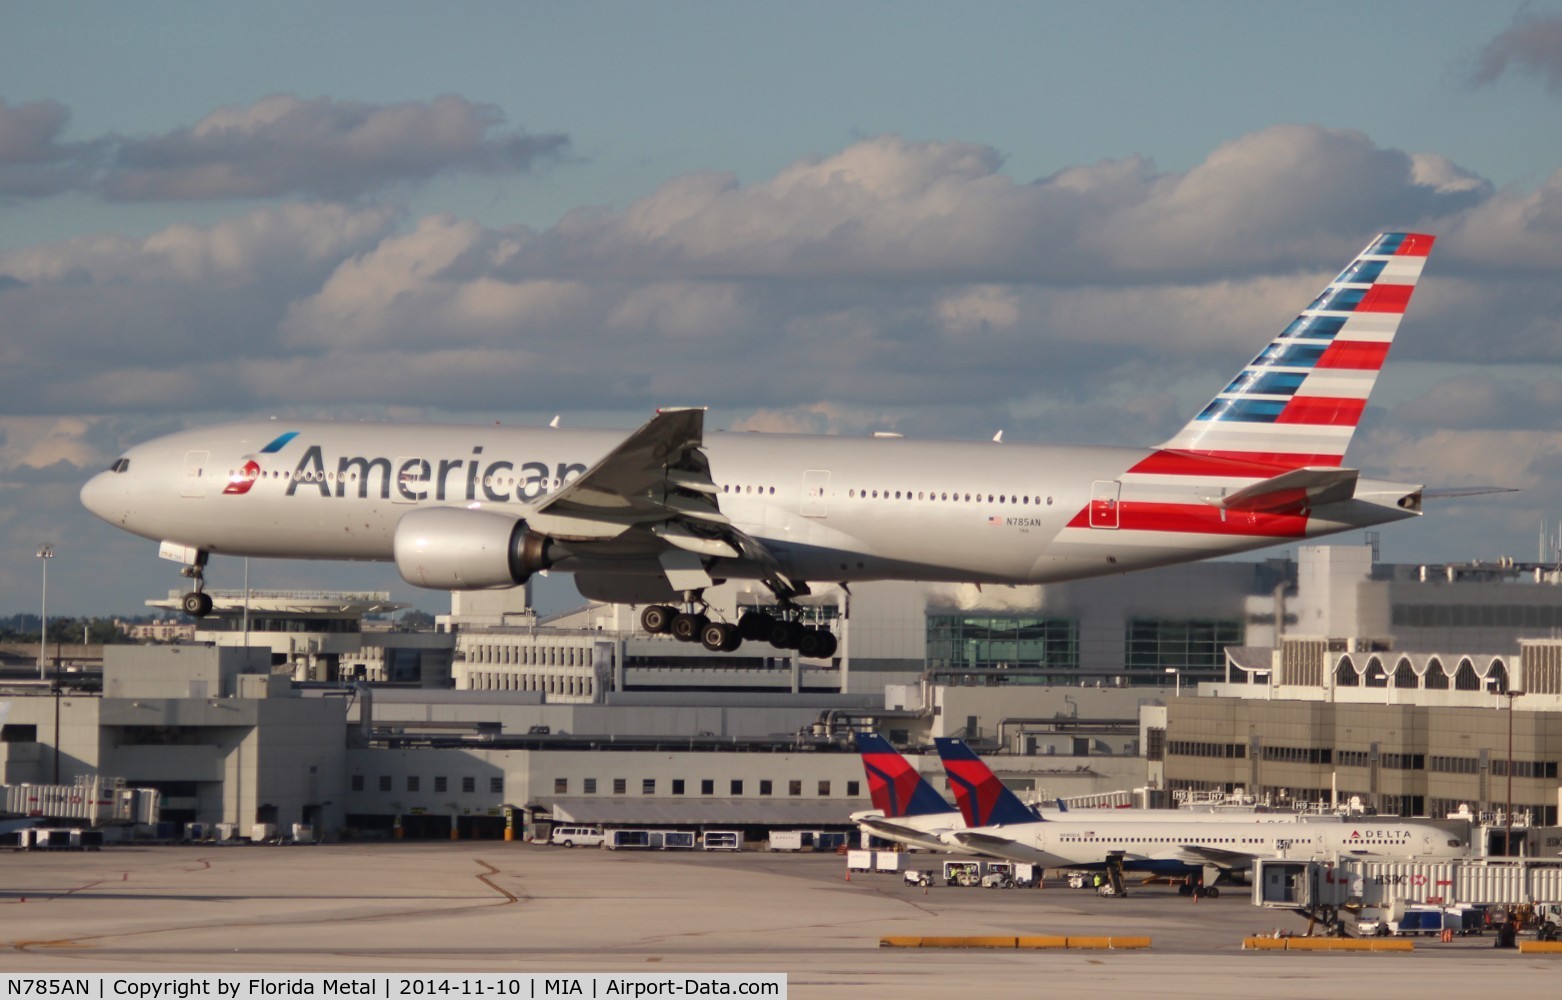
[178, 550, 212, 618]
[641, 599, 837, 657]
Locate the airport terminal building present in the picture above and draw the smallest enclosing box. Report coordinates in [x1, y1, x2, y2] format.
[3, 544, 1562, 846]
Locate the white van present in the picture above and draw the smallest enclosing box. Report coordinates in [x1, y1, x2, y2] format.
[549, 825, 606, 848]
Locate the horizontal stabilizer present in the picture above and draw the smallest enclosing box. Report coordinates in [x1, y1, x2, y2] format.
[1216, 466, 1359, 513]
[1422, 486, 1520, 501]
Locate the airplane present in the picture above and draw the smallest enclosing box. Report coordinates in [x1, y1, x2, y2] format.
[848, 732, 972, 852]
[849, 732, 1312, 849]
[932, 737, 1468, 884]
[83, 233, 1451, 655]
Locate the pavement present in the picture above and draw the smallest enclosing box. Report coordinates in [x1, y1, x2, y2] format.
[3, 843, 1560, 997]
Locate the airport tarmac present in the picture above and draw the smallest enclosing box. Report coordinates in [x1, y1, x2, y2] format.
[3, 843, 1560, 998]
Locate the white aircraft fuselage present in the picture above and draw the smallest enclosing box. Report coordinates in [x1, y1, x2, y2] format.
[80, 420, 1420, 600]
[945, 817, 1468, 874]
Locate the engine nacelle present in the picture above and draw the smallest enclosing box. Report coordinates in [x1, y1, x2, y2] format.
[393, 507, 553, 590]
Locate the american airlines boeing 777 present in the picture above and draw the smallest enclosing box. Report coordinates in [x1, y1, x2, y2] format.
[83, 233, 1445, 656]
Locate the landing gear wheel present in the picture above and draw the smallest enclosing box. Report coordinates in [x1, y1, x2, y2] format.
[767, 619, 804, 649]
[700, 622, 741, 652]
[1205, 886, 1220, 899]
[738, 610, 772, 641]
[641, 604, 677, 634]
[181, 591, 213, 617]
[798, 628, 837, 659]
[671, 612, 708, 643]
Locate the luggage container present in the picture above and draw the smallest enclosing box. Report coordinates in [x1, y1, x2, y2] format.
[846, 850, 873, 872]
[701, 831, 741, 851]
[873, 852, 901, 873]
[768, 831, 804, 852]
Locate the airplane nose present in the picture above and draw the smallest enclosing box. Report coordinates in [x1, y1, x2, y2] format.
[80, 471, 125, 523]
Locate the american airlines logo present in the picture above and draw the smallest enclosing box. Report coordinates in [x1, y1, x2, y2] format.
[253, 438, 587, 503]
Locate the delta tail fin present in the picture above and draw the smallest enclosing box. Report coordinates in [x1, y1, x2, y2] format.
[1156, 233, 1435, 473]
[933, 737, 1039, 827]
[854, 732, 952, 819]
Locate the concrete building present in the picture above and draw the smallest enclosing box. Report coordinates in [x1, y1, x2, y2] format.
[0, 645, 347, 833]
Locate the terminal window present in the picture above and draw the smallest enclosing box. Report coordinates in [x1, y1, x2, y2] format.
[672, 779, 685, 795]
[351, 775, 364, 792]
[789, 780, 802, 796]
[642, 779, 656, 794]
[613, 778, 627, 794]
[925, 614, 1078, 673]
[701, 779, 715, 795]
[462, 776, 475, 793]
[584, 778, 597, 794]
[760, 780, 773, 796]
[490, 777, 503, 794]
[407, 776, 420, 792]
[435, 776, 448, 793]
[731, 779, 743, 795]
[818, 780, 831, 796]
[378, 775, 391, 792]
[554, 778, 568, 793]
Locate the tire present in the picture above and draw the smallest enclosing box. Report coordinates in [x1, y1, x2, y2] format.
[768, 620, 804, 649]
[738, 610, 771, 641]
[813, 631, 838, 659]
[562, 840, 574, 849]
[181, 591, 213, 617]
[797, 629, 826, 659]
[701, 622, 738, 652]
[1206, 886, 1220, 899]
[641, 604, 676, 634]
[671, 612, 707, 642]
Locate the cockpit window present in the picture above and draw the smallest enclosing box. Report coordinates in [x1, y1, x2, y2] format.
[109, 458, 130, 473]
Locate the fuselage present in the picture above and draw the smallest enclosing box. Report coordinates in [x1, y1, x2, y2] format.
[80, 418, 1419, 593]
[946, 816, 1467, 873]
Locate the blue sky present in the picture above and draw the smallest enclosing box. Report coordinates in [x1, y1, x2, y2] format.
[4, 1, 1562, 614]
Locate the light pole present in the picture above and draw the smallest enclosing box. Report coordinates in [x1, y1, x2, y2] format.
[36, 544, 53, 679]
[1165, 666, 1181, 697]
[1506, 689, 1525, 856]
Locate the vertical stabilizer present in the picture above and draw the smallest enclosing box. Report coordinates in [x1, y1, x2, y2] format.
[1157, 233, 1435, 471]
[933, 737, 1039, 827]
[854, 732, 951, 818]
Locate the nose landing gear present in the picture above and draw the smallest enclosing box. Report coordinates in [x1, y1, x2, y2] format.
[177, 550, 213, 618]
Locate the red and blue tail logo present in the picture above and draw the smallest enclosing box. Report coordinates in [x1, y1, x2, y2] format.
[854, 733, 949, 818]
[933, 737, 1038, 827]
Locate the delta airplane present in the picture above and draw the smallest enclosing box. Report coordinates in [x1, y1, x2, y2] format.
[84, 233, 1456, 654]
[933, 738, 1468, 879]
[849, 732, 1313, 852]
[849, 732, 972, 852]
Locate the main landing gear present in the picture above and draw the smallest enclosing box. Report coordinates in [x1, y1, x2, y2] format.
[639, 603, 837, 658]
[178, 550, 213, 618]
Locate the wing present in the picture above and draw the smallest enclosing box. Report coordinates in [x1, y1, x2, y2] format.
[1174, 843, 1258, 869]
[525, 408, 800, 598]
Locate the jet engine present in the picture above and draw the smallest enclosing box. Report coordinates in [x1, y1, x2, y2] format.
[392, 507, 554, 590]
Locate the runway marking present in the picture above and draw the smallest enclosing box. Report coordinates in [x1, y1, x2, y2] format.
[473, 859, 519, 904]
